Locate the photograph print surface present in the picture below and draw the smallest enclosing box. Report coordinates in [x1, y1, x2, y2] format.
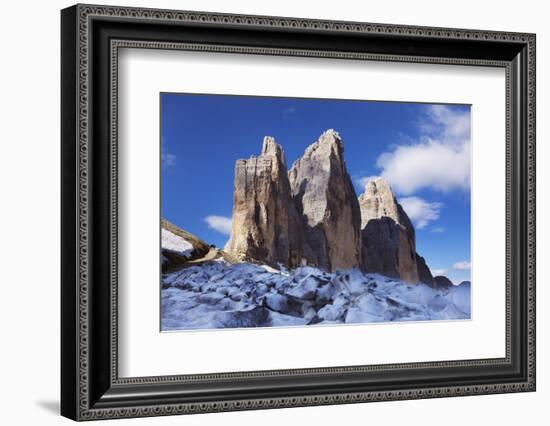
[160, 94, 472, 331]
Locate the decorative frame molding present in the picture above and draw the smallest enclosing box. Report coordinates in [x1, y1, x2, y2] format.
[61, 4, 535, 421]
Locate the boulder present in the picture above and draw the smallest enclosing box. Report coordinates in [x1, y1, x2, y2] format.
[263, 292, 305, 316]
[264, 293, 289, 313]
[217, 306, 271, 328]
[317, 302, 347, 321]
[286, 275, 323, 300]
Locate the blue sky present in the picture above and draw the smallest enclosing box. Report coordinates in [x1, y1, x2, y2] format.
[161, 93, 471, 283]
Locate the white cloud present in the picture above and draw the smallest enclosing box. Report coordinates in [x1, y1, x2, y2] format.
[431, 268, 447, 276]
[204, 215, 232, 235]
[431, 226, 445, 233]
[453, 261, 471, 270]
[377, 105, 471, 195]
[399, 196, 443, 229]
[161, 146, 177, 167]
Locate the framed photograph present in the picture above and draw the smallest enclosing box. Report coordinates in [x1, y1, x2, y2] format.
[61, 4, 536, 421]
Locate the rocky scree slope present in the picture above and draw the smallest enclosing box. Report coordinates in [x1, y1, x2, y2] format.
[162, 260, 470, 330]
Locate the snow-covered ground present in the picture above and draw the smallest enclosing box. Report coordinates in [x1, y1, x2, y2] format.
[161, 228, 194, 258]
[161, 261, 471, 331]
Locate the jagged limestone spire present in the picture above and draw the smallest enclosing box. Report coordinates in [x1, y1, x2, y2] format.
[358, 177, 419, 283]
[288, 130, 362, 271]
[358, 177, 401, 228]
[261, 136, 286, 166]
[224, 136, 294, 267]
[224, 130, 435, 283]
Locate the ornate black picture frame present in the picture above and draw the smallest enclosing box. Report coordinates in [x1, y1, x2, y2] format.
[61, 4, 536, 421]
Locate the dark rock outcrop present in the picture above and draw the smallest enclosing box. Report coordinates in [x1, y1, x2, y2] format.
[358, 178, 419, 283]
[433, 275, 454, 289]
[416, 253, 434, 286]
[161, 219, 210, 273]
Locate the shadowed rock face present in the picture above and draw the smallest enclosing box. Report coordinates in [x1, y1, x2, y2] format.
[416, 253, 435, 286]
[224, 136, 294, 267]
[433, 275, 454, 289]
[288, 129, 362, 271]
[358, 178, 419, 283]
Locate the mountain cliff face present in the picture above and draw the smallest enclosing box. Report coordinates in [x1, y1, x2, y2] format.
[416, 253, 435, 286]
[224, 137, 295, 267]
[358, 178, 419, 283]
[224, 130, 445, 284]
[288, 129, 362, 271]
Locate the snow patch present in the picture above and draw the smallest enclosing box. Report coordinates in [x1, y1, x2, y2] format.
[161, 228, 194, 257]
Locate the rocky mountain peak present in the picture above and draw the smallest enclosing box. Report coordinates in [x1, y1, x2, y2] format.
[296, 129, 344, 165]
[358, 177, 419, 283]
[224, 130, 437, 284]
[224, 136, 293, 267]
[288, 130, 362, 272]
[358, 177, 402, 228]
[261, 136, 286, 164]
[319, 128, 342, 145]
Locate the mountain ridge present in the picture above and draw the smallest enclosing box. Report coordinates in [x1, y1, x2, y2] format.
[224, 130, 446, 286]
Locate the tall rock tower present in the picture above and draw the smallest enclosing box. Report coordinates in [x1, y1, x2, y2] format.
[224, 136, 295, 267]
[358, 177, 419, 283]
[288, 129, 362, 271]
